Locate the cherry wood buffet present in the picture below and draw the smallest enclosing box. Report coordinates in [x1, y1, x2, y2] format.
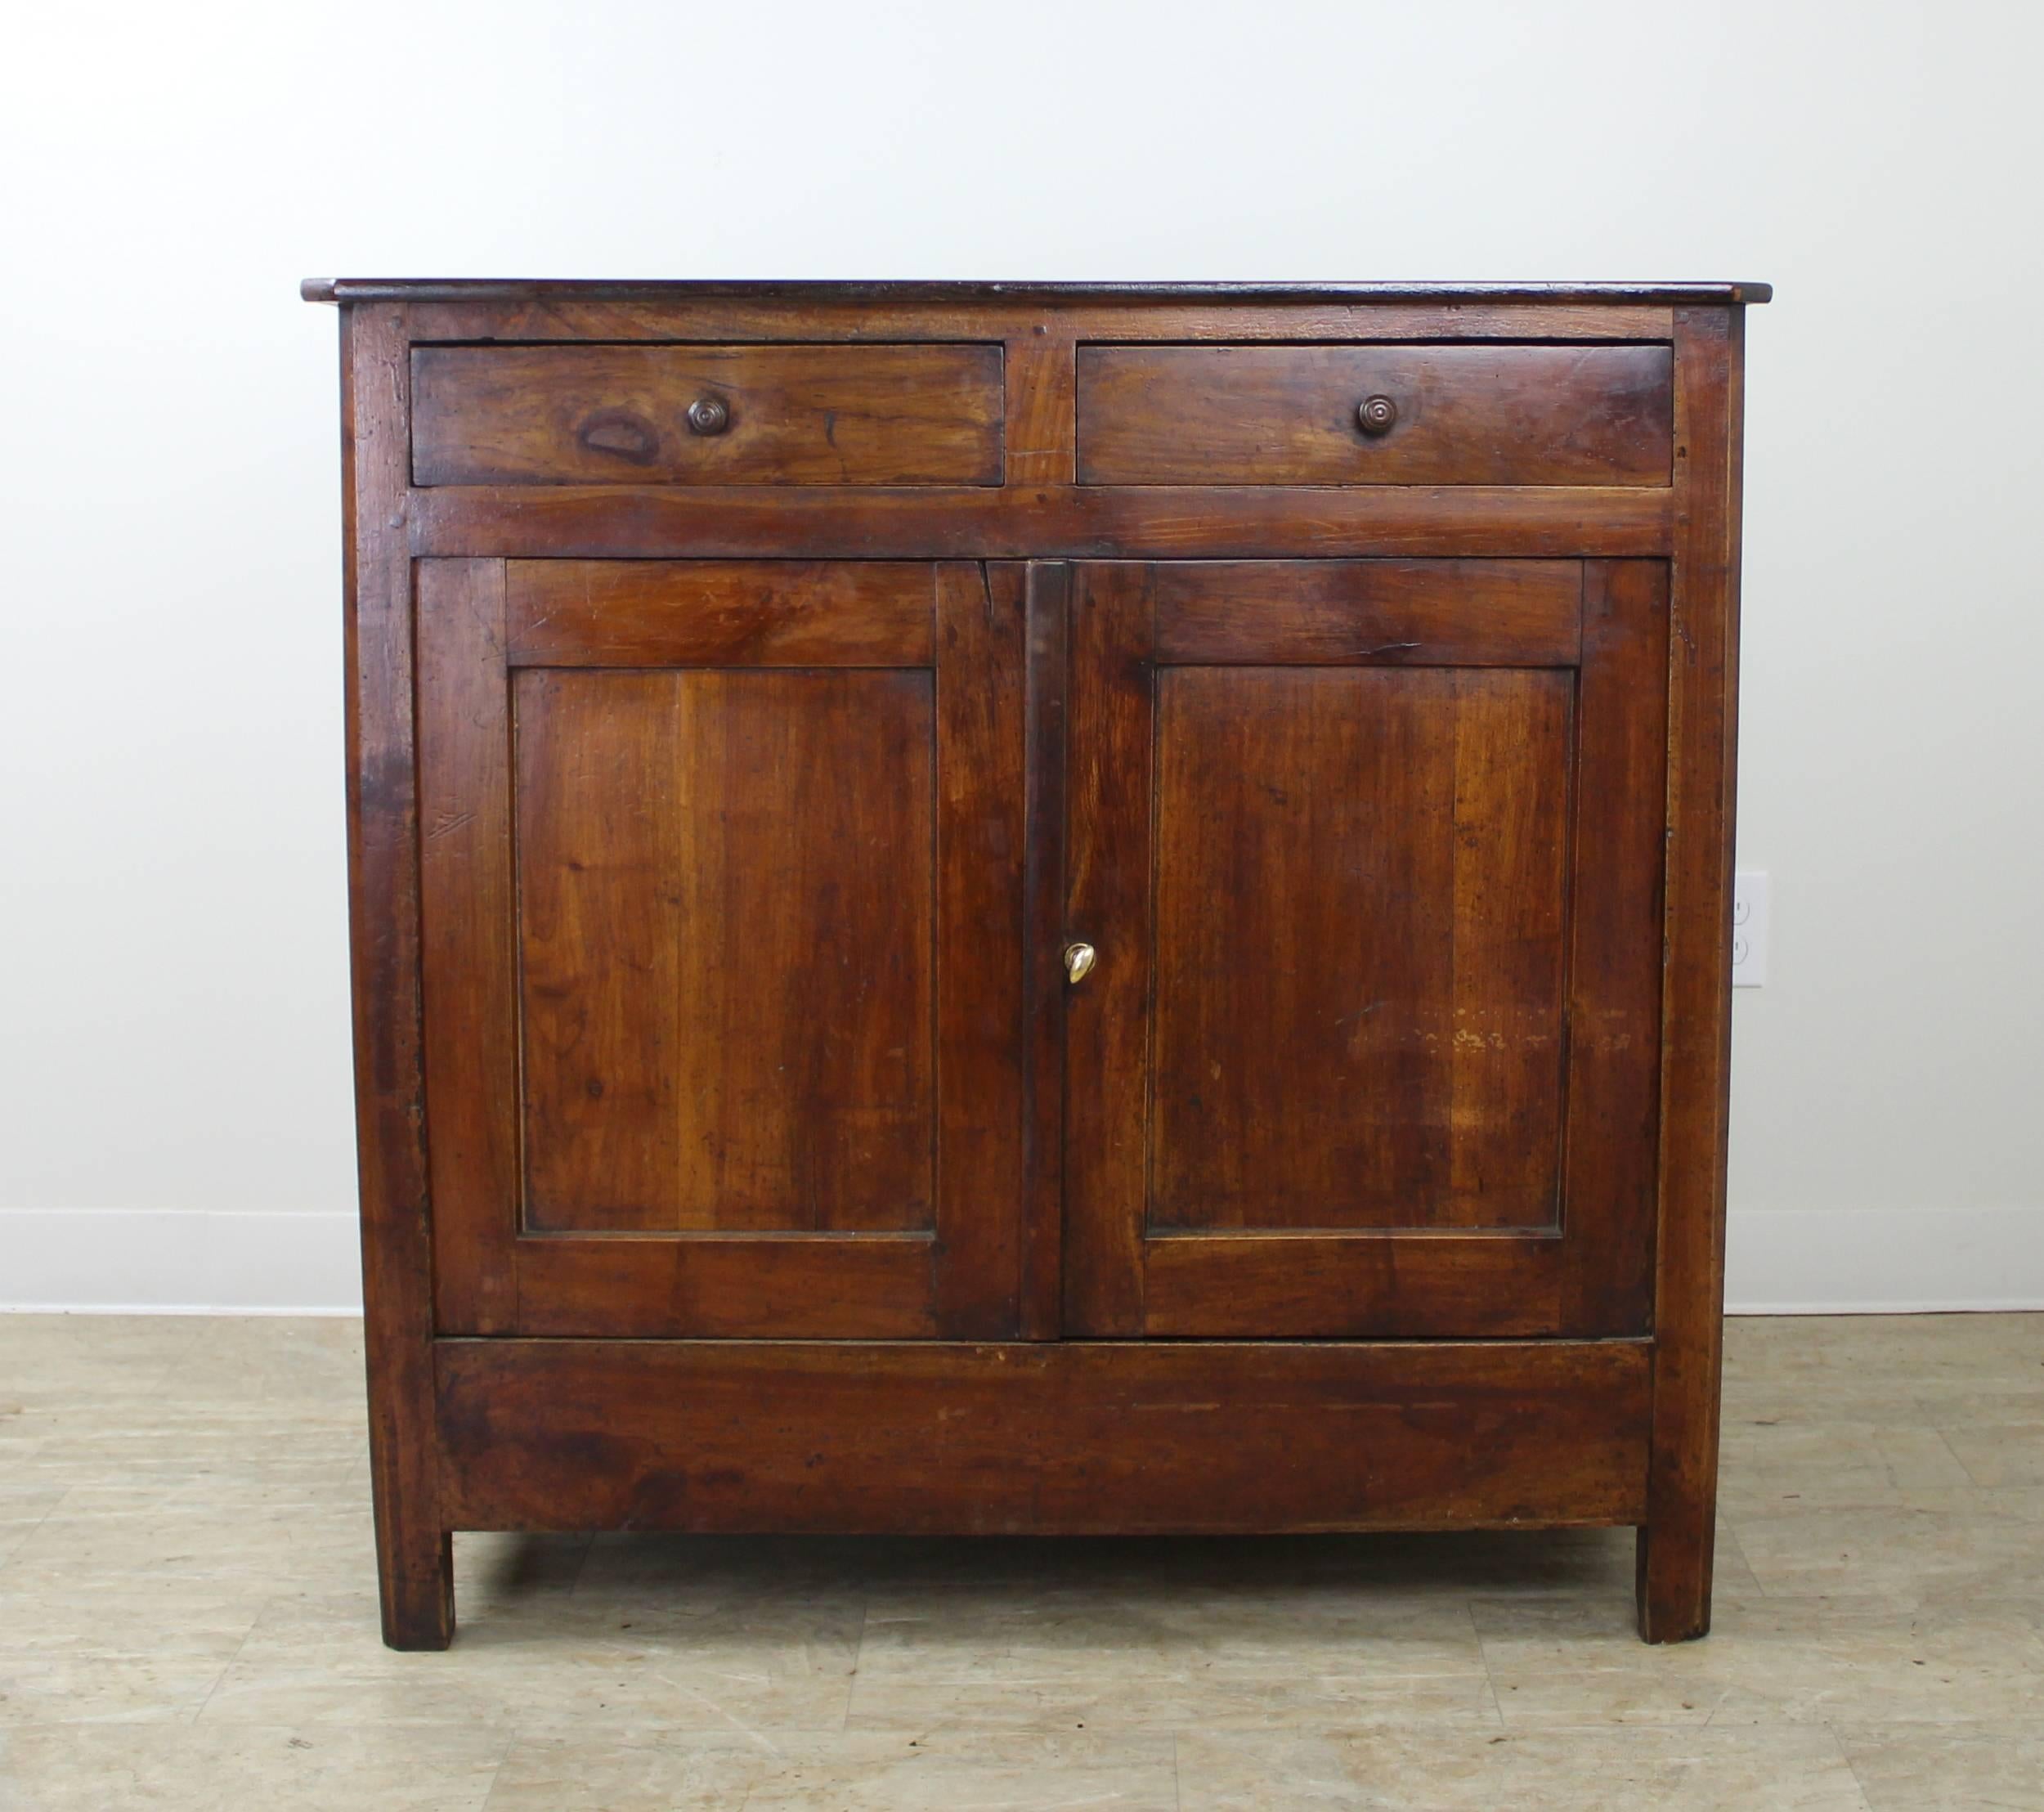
[306, 277, 1767, 1649]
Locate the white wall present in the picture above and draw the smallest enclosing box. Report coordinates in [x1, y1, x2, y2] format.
[2, 0, 2039, 1312]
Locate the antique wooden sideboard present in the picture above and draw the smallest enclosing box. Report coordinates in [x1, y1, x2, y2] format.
[305, 278, 1766, 1648]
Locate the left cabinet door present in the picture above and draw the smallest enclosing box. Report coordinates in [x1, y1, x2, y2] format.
[415, 558, 1028, 1339]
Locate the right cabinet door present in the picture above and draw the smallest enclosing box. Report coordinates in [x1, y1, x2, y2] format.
[1062, 559, 1669, 1339]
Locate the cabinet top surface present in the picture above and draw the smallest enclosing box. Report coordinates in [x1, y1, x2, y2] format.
[302, 277, 1771, 307]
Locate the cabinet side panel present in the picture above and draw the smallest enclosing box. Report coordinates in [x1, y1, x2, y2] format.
[341, 303, 451, 1648]
[1638, 307, 1744, 1641]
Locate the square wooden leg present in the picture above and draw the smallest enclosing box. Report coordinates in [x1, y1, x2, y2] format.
[377, 1521, 455, 1651]
[1635, 1512, 1715, 1643]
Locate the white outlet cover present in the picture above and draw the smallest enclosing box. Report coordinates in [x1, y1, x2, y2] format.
[1732, 871, 1768, 987]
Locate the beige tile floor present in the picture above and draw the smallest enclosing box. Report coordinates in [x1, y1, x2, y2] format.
[0, 1313, 2040, 1810]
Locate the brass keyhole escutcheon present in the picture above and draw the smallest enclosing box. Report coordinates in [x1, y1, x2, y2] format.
[1064, 942, 1096, 985]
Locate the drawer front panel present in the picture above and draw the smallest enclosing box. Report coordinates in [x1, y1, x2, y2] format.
[412, 343, 1005, 486]
[1076, 343, 1672, 486]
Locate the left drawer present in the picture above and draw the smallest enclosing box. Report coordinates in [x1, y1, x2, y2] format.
[410, 343, 1005, 486]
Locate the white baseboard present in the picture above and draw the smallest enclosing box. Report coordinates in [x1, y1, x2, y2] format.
[2, 1204, 2040, 1316]
[0, 1209, 362, 1314]
[1724, 1204, 2044, 1313]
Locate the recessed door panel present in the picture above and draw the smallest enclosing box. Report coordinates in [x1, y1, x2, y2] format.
[514, 667, 936, 1236]
[1151, 664, 1571, 1233]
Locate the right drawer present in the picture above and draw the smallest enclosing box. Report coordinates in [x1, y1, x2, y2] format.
[1075, 343, 1673, 486]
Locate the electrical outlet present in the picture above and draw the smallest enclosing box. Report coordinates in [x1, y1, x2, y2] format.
[1732, 871, 1768, 987]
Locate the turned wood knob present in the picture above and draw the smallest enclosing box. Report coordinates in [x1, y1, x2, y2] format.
[686, 395, 731, 436]
[1356, 395, 1398, 437]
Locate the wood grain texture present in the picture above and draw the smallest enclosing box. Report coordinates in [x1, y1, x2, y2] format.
[416, 559, 517, 1330]
[933, 563, 1029, 1336]
[338, 304, 451, 1650]
[1443, 671, 1576, 1224]
[1078, 344, 1673, 487]
[411, 483, 1676, 562]
[1005, 330, 1076, 485]
[1019, 563, 1070, 1340]
[1562, 561, 1671, 1334]
[1150, 666, 1571, 1232]
[513, 671, 682, 1232]
[1154, 558, 1583, 666]
[1059, 563, 1153, 1335]
[437, 1337, 1652, 1533]
[1142, 1232, 1569, 1338]
[1638, 307, 1746, 1643]
[497, 1235, 937, 1339]
[411, 343, 1003, 486]
[514, 667, 938, 1235]
[504, 559, 935, 666]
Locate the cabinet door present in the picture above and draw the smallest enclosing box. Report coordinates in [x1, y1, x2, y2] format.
[417, 558, 1026, 1339]
[1062, 560, 1668, 1338]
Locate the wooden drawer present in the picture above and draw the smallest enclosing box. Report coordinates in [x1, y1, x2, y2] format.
[1075, 343, 1672, 486]
[411, 343, 1004, 486]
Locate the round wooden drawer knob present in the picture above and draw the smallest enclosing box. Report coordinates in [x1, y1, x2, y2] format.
[686, 395, 731, 436]
[1356, 395, 1398, 437]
